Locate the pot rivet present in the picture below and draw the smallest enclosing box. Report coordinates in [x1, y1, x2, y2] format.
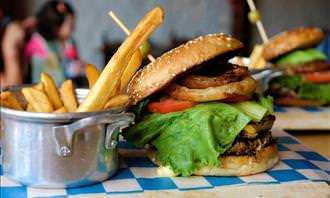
[60, 146, 71, 157]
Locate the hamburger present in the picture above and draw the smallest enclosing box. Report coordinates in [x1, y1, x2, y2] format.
[124, 34, 279, 177]
[264, 27, 330, 106]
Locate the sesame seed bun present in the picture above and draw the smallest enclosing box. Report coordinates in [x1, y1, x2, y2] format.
[147, 143, 279, 177]
[263, 27, 325, 61]
[128, 34, 243, 105]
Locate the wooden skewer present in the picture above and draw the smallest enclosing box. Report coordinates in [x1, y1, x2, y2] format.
[147, 54, 156, 62]
[109, 11, 130, 35]
[108, 11, 156, 62]
[246, 0, 269, 44]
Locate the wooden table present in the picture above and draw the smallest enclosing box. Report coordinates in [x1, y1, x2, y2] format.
[288, 130, 330, 158]
[105, 182, 330, 198]
[273, 108, 330, 159]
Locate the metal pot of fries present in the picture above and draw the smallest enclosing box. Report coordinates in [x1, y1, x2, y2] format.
[0, 6, 164, 188]
[0, 84, 133, 188]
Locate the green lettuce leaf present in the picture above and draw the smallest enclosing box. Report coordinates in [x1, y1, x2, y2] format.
[129, 99, 150, 122]
[270, 75, 304, 90]
[124, 103, 251, 176]
[276, 48, 327, 65]
[232, 101, 267, 122]
[270, 75, 330, 103]
[256, 95, 274, 115]
[298, 83, 330, 103]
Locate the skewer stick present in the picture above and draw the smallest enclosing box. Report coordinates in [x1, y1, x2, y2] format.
[109, 11, 156, 62]
[147, 54, 156, 62]
[109, 11, 130, 35]
[246, 0, 268, 43]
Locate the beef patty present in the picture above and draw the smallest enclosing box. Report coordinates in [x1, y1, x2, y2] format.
[223, 115, 276, 156]
[281, 60, 330, 75]
[223, 130, 275, 156]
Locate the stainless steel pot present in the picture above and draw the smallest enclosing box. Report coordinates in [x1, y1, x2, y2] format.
[0, 85, 134, 188]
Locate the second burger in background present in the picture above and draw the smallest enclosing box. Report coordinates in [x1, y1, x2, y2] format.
[264, 27, 330, 106]
[124, 34, 279, 177]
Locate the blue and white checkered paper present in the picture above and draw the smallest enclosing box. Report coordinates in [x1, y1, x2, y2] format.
[1, 130, 329, 198]
[274, 106, 330, 130]
[274, 106, 329, 113]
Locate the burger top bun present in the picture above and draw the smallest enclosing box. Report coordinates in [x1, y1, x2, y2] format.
[128, 34, 243, 105]
[263, 27, 325, 61]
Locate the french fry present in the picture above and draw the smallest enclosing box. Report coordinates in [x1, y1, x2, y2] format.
[249, 44, 265, 69]
[86, 53, 142, 92]
[77, 7, 164, 112]
[86, 51, 142, 92]
[120, 50, 143, 91]
[26, 103, 35, 112]
[0, 91, 24, 110]
[22, 87, 54, 113]
[40, 72, 63, 109]
[23, 82, 45, 112]
[33, 82, 44, 92]
[104, 94, 129, 109]
[60, 80, 78, 112]
[86, 64, 101, 88]
[53, 106, 67, 113]
[255, 57, 266, 69]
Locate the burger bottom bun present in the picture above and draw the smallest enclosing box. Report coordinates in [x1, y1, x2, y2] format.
[147, 143, 279, 177]
[275, 96, 323, 107]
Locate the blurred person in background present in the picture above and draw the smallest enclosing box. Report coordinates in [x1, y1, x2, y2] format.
[24, 0, 83, 86]
[0, 7, 36, 88]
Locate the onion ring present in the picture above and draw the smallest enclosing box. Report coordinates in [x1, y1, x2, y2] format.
[179, 65, 248, 89]
[166, 76, 257, 102]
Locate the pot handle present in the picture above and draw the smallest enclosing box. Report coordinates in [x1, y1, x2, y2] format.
[53, 113, 134, 157]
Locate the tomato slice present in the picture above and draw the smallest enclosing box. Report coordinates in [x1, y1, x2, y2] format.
[303, 71, 330, 83]
[147, 99, 197, 114]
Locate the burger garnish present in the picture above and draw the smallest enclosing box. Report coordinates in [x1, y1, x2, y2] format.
[264, 27, 330, 106]
[124, 34, 279, 177]
[178, 63, 249, 89]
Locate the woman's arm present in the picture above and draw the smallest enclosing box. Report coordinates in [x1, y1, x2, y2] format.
[1, 22, 25, 88]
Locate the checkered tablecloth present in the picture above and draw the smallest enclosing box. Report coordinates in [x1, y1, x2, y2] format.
[274, 106, 330, 130]
[274, 106, 328, 113]
[0, 129, 329, 198]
